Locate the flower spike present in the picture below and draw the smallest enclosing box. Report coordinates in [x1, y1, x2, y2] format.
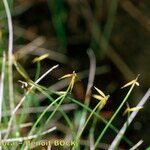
[92, 86, 109, 109]
[94, 86, 106, 98]
[123, 102, 143, 116]
[121, 74, 140, 89]
[59, 71, 78, 92]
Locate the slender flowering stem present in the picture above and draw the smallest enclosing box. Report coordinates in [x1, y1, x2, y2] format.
[94, 76, 139, 149]
[109, 88, 150, 150]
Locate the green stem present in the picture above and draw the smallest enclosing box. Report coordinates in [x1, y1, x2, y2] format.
[29, 95, 63, 136]
[36, 87, 74, 134]
[68, 97, 133, 146]
[21, 80, 73, 149]
[94, 80, 138, 149]
[20, 95, 63, 150]
[72, 101, 101, 150]
[89, 108, 101, 142]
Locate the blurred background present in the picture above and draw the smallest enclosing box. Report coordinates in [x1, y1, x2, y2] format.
[0, 0, 150, 149]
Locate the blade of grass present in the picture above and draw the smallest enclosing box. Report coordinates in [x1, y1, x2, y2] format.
[25, 95, 63, 137]
[0, 52, 6, 150]
[2, 0, 17, 136]
[2, 0, 13, 109]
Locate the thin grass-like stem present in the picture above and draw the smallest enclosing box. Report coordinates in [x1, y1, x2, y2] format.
[23, 71, 75, 150]
[27, 95, 63, 136]
[72, 101, 101, 150]
[2, 0, 16, 136]
[94, 76, 139, 149]
[109, 88, 150, 150]
[68, 97, 133, 146]
[0, 52, 6, 150]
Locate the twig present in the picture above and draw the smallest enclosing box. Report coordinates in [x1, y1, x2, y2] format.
[109, 88, 150, 150]
[0, 52, 6, 150]
[2, 126, 56, 143]
[4, 65, 59, 139]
